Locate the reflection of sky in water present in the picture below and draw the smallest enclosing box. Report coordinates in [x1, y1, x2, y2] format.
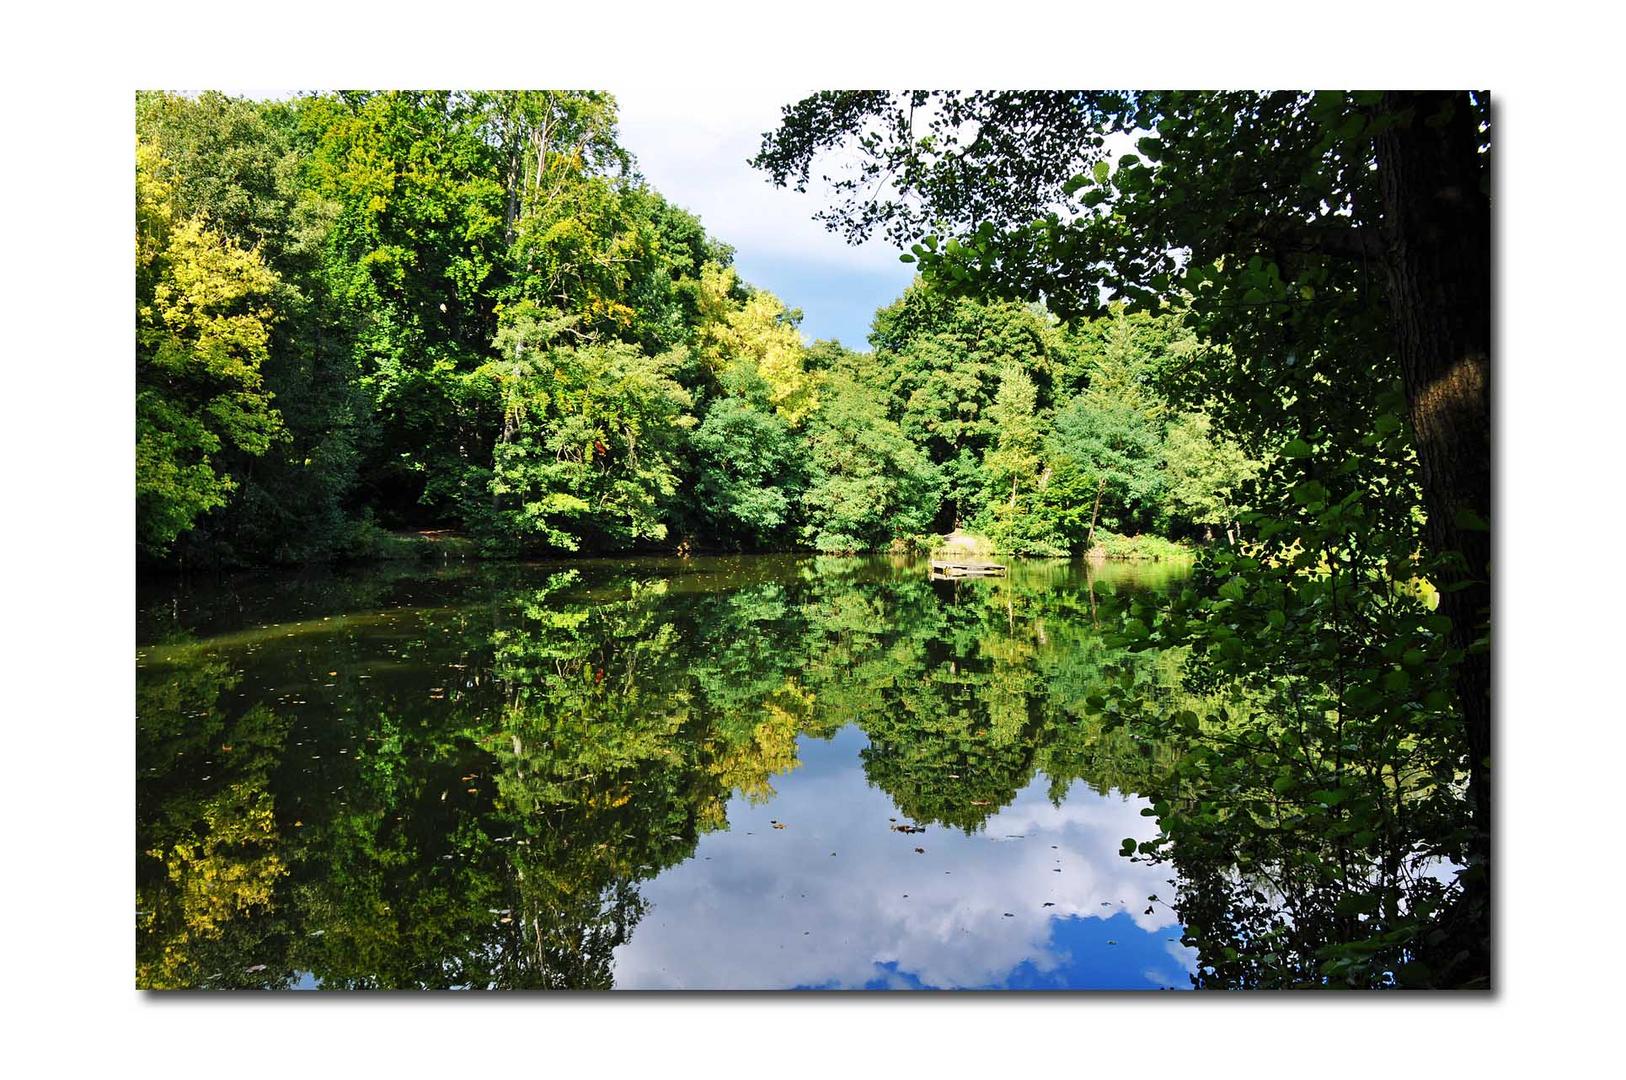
[613, 727, 1197, 990]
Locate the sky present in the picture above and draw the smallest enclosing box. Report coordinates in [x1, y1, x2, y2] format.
[613, 87, 917, 350]
[611, 726, 1195, 990]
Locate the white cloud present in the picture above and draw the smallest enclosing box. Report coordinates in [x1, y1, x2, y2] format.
[612, 86, 912, 276]
[611, 729, 1189, 989]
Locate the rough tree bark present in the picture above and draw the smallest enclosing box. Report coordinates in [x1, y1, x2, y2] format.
[1374, 90, 1492, 964]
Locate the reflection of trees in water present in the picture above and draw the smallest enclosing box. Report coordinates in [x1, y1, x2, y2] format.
[139, 557, 1464, 990]
[137, 653, 293, 989]
[135, 567, 830, 988]
[807, 565, 1181, 832]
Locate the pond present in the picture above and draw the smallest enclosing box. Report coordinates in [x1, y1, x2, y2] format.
[136, 554, 1198, 990]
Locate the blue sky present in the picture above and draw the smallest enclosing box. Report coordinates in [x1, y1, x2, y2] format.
[614, 88, 917, 350]
[611, 727, 1195, 990]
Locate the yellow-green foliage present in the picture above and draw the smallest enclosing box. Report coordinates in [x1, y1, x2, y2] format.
[136, 135, 283, 554]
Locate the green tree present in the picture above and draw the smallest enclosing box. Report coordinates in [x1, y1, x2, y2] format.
[977, 363, 1057, 553]
[1048, 395, 1163, 548]
[482, 306, 695, 551]
[1162, 412, 1261, 542]
[692, 263, 817, 425]
[799, 375, 940, 552]
[137, 91, 367, 564]
[136, 137, 284, 555]
[690, 364, 802, 546]
[868, 282, 1059, 528]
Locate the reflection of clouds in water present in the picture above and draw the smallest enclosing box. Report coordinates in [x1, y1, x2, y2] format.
[612, 728, 1194, 989]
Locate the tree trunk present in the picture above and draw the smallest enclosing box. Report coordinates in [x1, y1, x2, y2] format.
[1375, 90, 1492, 963]
[1085, 476, 1107, 553]
[503, 108, 523, 247]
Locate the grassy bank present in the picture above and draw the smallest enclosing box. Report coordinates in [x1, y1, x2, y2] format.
[1085, 531, 1195, 562]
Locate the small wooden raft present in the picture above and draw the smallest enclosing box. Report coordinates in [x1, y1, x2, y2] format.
[930, 559, 1008, 579]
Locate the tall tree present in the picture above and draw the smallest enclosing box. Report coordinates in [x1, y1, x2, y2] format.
[799, 374, 941, 553]
[137, 91, 367, 563]
[136, 137, 283, 556]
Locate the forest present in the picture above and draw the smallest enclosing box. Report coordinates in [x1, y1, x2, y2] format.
[136, 90, 1258, 567]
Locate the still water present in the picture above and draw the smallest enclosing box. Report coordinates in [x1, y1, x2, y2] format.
[136, 555, 1195, 990]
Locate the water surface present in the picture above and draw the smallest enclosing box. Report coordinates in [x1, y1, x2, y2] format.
[136, 555, 1194, 989]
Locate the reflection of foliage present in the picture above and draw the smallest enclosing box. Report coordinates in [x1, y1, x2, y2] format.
[1100, 408, 1483, 987]
[137, 669, 292, 989]
[139, 778, 287, 989]
[137, 554, 1470, 990]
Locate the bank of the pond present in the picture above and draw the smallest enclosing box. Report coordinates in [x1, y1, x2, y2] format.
[938, 529, 1197, 565]
[145, 525, 1200, 575]
[369, 528, 1200, 567]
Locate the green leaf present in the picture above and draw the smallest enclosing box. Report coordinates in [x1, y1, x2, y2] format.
[1291, 480, 1327, 506]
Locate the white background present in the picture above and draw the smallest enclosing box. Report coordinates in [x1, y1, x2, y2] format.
[0, 2, 1618, 1076]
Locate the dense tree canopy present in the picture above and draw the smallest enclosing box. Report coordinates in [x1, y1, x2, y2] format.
[138, 90, 1251, 565]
